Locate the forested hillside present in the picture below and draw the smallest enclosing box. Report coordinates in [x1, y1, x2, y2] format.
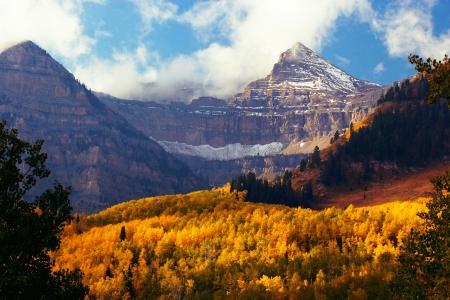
[316, 98, 449, 184]
[292, 77, 450, 207]
[52, 188, 427, 299]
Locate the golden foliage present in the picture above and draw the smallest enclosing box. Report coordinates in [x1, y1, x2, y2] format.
[52, 189, 428, 299]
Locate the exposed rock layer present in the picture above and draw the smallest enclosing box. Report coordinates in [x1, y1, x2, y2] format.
[0, 41, 207, 214]
[100, 43, 385, 152]
[101, 93, 380, 149]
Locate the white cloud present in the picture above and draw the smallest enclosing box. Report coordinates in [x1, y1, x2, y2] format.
[0, 0, 98, 59]
[10, 0, 445, 101]
[0, 0, 174, 100]
[128, 0, 178, 34]
[73, 46, 159, 99]
[73, 0, 377, 100]
[150, 0, 376, 99]
[373, 0, 450, 60]
[95, 30, 112, 38]
[373, 62, 386, 74]
[335, 55, 351, 68]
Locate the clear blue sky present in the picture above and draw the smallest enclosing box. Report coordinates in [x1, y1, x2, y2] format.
[0, 0, 449, 100]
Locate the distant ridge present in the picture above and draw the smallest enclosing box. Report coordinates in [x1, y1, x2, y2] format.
[0, 41, 208, 214]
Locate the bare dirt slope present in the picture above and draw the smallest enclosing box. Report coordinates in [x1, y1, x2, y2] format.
[311, 159, 450, 210]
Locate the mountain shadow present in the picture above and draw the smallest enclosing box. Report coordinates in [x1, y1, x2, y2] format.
[0, 41, 208, 214]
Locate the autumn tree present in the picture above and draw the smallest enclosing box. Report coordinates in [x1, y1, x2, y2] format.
[0, 120, 88, 299]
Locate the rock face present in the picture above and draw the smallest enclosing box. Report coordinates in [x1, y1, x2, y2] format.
[100, 89, 382, 151]
[231, 42, 381, 108]
[0, 41, 207, 214]
[97, 43, 387, 185]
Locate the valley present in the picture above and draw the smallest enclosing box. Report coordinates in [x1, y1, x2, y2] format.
[2, 1, 450, 299]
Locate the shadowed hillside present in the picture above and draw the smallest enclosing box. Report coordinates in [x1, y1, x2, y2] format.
[291, 76, 449, 209]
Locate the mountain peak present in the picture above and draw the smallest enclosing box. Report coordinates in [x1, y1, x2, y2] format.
[15, 40, 45, 50]
[0, 40, 67, 78]
[2, 40, 50, 60]
[0, 41, 207, 214]
[278, 42, 315, 62]
[231, 42, 381, 107]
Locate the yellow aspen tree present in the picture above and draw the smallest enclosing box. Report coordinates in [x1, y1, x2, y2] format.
[133, 249, 150, 292]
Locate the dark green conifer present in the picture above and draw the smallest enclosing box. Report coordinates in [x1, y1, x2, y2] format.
[120, 226, 126, 241]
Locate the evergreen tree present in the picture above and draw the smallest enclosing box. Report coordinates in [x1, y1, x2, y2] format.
[105, 265, 113, 279]
[392, 171, 450, 299]
[311, 146, 321, 167]
[120, 226, 126, 241]
[391, 53, 450, 299]
[123, 265, 136, 298]
[229, 171, 301, 207]
[333, 130, 340, 141]
[302, 180, 313, 205]
[299, 159, 307, 172]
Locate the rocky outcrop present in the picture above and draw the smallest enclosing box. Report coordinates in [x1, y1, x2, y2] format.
[99, 43, 384, 152]
[0, 41, 208, 214]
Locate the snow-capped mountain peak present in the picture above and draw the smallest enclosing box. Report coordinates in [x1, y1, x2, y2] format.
[231, 42, 381, 107]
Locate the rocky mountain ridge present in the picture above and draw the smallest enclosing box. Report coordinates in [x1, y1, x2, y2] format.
[98, 43, 387, 184]
[0, 41, 207, 214]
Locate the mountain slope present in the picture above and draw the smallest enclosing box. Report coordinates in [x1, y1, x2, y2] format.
[98, 43, 386, 185]
[230, 42, 381, 108]
[54, 188, 426, 298]
[291, 77, 449, 209]
[0, 41, 207, 214]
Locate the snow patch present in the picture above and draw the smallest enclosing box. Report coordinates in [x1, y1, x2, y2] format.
[157, 141, 284, 161]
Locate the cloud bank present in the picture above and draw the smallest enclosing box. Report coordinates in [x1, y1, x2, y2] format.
[0, 0, 449, 101]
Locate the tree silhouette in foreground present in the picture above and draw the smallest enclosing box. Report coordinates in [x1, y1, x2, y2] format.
[392, 171, 450, 299]
[0, 120, 88, 299]
[408, 54, 450, 106]
[391, 54, 450, 299]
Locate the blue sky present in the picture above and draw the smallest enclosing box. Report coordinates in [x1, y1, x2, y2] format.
[0, 0, 449, 101]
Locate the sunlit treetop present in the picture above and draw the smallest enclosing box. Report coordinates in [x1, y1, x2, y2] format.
[408, 54, 450, 107]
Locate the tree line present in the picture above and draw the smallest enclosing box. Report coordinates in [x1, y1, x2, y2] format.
[229, 170, 312, 207]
